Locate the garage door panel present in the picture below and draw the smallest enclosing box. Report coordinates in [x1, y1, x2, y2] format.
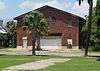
[40, 39, 61, 46]
[40, 36, 61, 50]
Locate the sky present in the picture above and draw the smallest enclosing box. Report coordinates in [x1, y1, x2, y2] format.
[0, 0, 97, 24]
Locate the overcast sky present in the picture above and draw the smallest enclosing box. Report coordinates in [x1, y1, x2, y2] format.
[0, 0, 97, 22]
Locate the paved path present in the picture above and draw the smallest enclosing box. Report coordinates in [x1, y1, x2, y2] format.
[2, 58, 71, 71]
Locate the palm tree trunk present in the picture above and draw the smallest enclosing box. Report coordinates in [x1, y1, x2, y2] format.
[32, 29, 36, 55]
[84, 0, 93, 56]
[37, 33, 41, 50]
[12, 35, 15, 46]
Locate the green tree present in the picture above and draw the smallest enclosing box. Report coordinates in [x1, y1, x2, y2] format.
[0, 33, 8, 47]
[78, 0, 93, 56]
[90, 8, 96, 48]
[0, 23, 8, 47]
[6, 20, 17, 48]
[25, 11, 48, 55]
[82, 8, 97, 50]
[81, 15, 88, 49]
[92, 0, 100, 51]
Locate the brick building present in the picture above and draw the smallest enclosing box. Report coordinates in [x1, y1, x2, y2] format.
[14, 5, 84, 50]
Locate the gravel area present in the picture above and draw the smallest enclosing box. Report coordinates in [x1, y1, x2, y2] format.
[0, 48, 100, 57]
[0, 48, 84, 57]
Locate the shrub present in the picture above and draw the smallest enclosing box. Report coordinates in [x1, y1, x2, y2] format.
[9, 44, 16, 48]
[92, 43, 100, 51]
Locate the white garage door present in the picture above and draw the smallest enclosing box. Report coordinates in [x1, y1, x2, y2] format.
[40, 36, 61, 50]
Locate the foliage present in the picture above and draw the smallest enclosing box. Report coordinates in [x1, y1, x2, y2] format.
[81, 0, 100, 51]
[90, 8, 97, 47]
[25, 11, 48, 36]
[81, 9, 96, 50]
[8, 44, 16, 48]
[95, 0, 100, 41]
[92, 0, 100, 51]
[81, 16, 88, 33]
[0, 33, 7, 40]
[78, 0, 93, 56]
[0, 33, 8, 47]
[78, 0, 92, 5]
[6, 21, 16, 35]
[6, 20, 17, 48]
[92, 43, 100, 51]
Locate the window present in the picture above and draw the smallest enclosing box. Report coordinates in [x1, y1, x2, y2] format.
[23, 26, 27, 31]
[67, 16, 72, 27]
[67, 29, 72, 39]
[47, 17, 56, 26]
[52, 17, 56, 23]
[67, 33, 72, 39]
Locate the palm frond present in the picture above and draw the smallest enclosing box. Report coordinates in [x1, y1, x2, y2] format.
[88, 0, 93, 6]
[25, 11, 48, 36]
[78, 0, 84, 5]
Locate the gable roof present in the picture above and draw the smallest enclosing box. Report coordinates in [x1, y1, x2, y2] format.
[14, 5, 83, 20]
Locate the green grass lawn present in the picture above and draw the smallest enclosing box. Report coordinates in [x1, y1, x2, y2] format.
[0, 55, 100, 71]
[0, 55, 50, 70]
[35, 57, 100, 71]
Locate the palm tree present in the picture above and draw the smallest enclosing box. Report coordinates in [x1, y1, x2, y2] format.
[25, 11, 48, 55]
[78, 0, 93, 56]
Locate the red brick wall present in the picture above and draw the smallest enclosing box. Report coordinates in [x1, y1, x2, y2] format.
[16, 18, 79, 46]
[16, 19, 32, 46]
[16, 6, 79, 48]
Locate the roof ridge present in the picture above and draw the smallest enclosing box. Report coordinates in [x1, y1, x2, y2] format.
[14, 5, 84, 20]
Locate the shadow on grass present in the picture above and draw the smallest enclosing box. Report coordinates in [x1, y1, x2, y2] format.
[0, 54, 6, 56]
[88, 55, 100, 57]
[88, 55, 100, 61]
[26, 55, 49, 57]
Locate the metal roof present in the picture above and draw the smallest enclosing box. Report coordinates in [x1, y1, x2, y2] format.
[0, 25, 7, 34]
